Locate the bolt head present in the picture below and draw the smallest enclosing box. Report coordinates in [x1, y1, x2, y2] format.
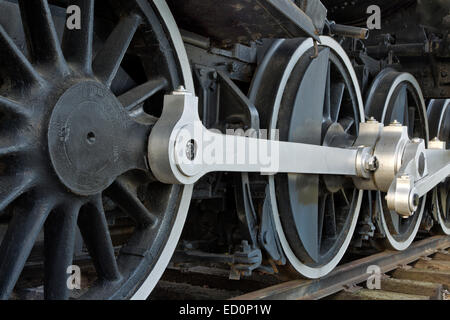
[365, 156, 379, 172]
[172, 85, 193, 96]
[185, 139, 197, 161]
[409, 193, 420, 212]
[390, 119, 402, 126]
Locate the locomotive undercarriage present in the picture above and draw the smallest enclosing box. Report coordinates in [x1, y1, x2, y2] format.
[0, 0, 448, 299]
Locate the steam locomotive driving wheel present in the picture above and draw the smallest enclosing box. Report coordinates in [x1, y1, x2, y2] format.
[428, 99, 450, 235]
[365, 69, 429, 250]
[249, 37, 364, 278]
[0, 0, 193, 300]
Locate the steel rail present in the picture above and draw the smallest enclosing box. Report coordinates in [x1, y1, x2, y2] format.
[231, 236, 450, 300]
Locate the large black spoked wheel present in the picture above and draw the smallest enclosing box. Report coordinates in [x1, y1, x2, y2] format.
[249, 37, 364, 279]
[427, 99, 450, 235]
[0, 0, 193, 300]
[365, 69, 429, 250]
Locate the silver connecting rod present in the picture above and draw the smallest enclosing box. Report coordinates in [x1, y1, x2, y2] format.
[148, 88, 363, 185]
[415, 149, 450, 197]
[173, 124, 360, 179]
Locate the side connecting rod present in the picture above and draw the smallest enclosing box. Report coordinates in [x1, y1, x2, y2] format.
[415, 149, 450, 197]
[148, 88, 449, 218]
[173, 124, 360, 179]
[148, 88, 363, 185]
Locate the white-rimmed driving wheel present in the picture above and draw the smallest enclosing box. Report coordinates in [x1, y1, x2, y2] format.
[0, 0, 193, 300]
[365, 70, 429, 250]
[427, 99, 450, 236]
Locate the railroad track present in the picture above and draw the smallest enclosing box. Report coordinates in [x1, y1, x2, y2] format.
[150, 236, 450, 301]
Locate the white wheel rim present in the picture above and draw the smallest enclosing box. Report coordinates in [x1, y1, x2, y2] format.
[131, 0, 194, 300]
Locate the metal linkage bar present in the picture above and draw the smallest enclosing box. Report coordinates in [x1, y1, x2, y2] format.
[231, 236, 450, 300]
[329, 22, 369, 40]
[415, 150, 450, 197]
[148, 88, 449, 218]
[174, 126, 360, 179]
[148, 88, 363, 185]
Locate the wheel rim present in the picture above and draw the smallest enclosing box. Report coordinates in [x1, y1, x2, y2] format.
[427, 99, 450, 235]
[250, 36, 364, 278]
[366, 70, 429, 250]
[0, 0, 193, 300]
[433, 181, 450, 235]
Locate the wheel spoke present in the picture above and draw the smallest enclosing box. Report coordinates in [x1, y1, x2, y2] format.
[128, 107, 159, 125]
[62, 0, 95, 73]
[0, 143, 27, 158]
[107, 177, 158, 228]
[44, 204, 80, 300]
[289, 48, 330, 143]
[0, 198, 53, 299]
[408, 106, 416, 137]
[18, 0, 69, 75]
[389, 209, 401, 234]
[114, 120, 150, 174]
[0, 96, 31, 118]
[444, 187, 449, 219]
[324, 193, 337, 238]
[313, 49, 330, 121]
[0, 25, 43, 85]
[0, 174, 34, 212]
[440, 186, 448, 218]
[330, 82, 346, 122]
[340, 188, 350, 207]
[403, 91, 410, 128]
[318, 194, 326, 250]
[323, 61, 331, 121]
[78, 196, 121, 282]
[93, 14, 141, 88]
[339, 116, 355, 133]
[289, 174, 320, 263]
[389, 84, 407, 124]
[119, 77, 168, 111]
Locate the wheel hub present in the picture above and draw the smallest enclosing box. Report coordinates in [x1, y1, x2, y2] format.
[48, 81, 129, 196]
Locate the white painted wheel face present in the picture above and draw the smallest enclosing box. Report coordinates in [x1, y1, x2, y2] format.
[131, 0, 194, 300]
[266, 36, 364, 279]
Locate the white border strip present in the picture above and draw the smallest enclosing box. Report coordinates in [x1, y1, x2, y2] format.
[131, 0, 194, 300]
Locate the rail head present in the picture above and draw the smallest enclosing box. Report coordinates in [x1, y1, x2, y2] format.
[231, 236, 450, 300]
